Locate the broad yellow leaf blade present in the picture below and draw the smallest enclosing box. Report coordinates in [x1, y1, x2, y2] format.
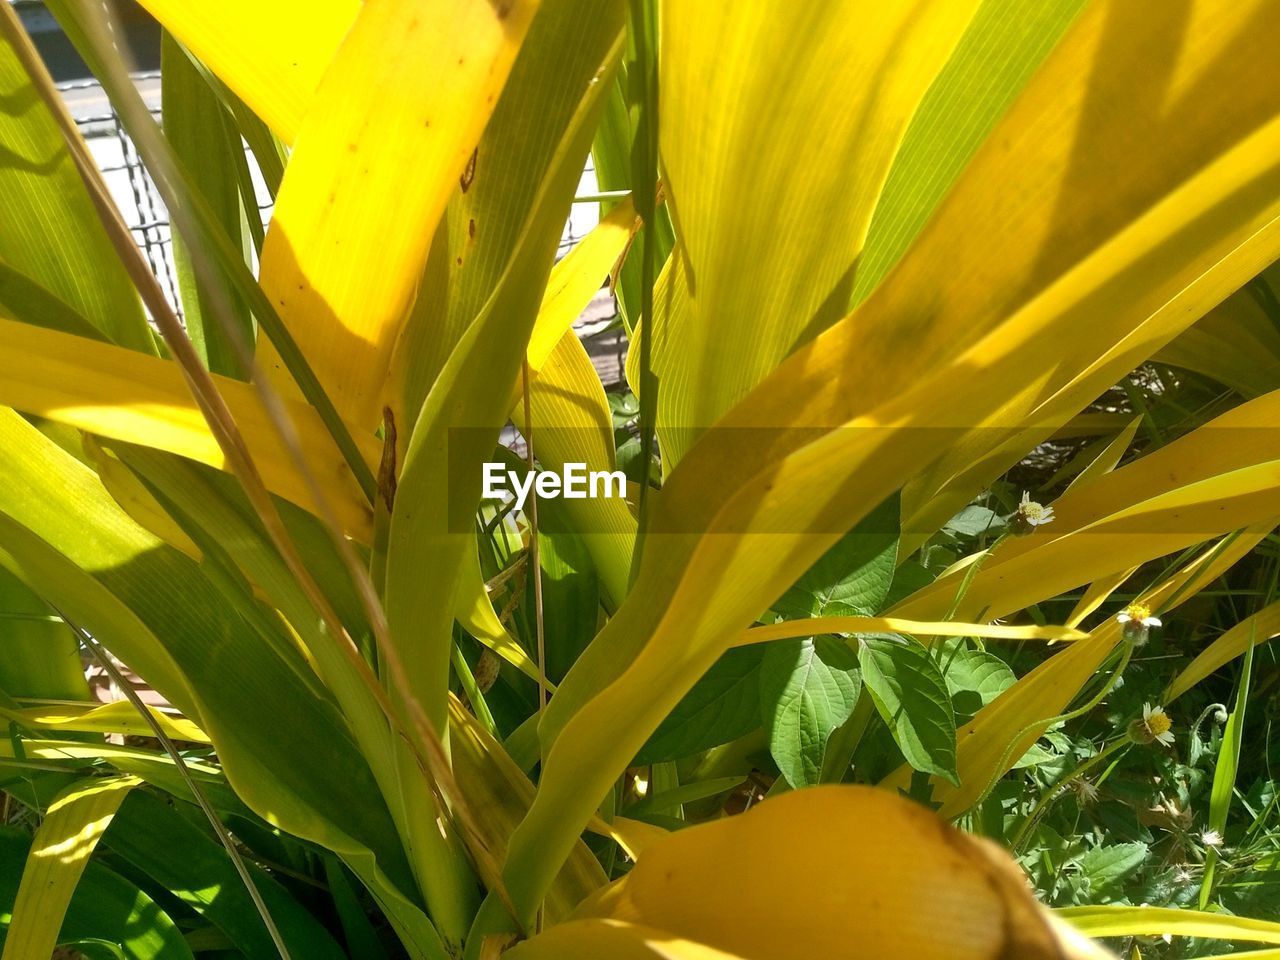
[0, 318, 376, 538]
[561, 787, 1107, 960]
[1, 775, 140, 960]
[647, 0, 981, 464]
[134, 0, 357, 143]
[256, 0, 541, 431]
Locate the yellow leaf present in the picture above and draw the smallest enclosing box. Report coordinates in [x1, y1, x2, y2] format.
[1156, 267, 1280, 397]
[545, 787, 1109, 960]
[1166, 599, 1280, 702]
[646, 0, 982, 465]
[525, 198, 638, 377]
[733, 616, 1085, 647]
[892, 391, 1280, 623]
[455, 541, 549, 685]
[0, 700, 210, 743]
[508, 199, 641, 604]
[255, 0, 541, 431]
[134, 0, 357, 144]
[1059, 905, 1280, 946]
[448, 696, 604, 923]
[0, 319, 376, 538]
[1, 775, 140, 960]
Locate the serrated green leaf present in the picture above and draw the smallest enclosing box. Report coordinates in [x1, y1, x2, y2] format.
[761, 638, 861, 788]
[942, 648, 1016, 722]
[859, 637, 958, 785]
[1078, 842, 1148, 900]
[773, 494, 899, 619]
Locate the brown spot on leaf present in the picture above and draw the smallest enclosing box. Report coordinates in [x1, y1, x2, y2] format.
[378, 407, 398, 511]
[460, 147, 478, 193]
[468, 218, 476, 240]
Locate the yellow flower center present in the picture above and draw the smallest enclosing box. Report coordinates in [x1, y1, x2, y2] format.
[1021, 501, 1048, 522]
[1125, 603, 1151, 623]
[1147, 711, 1171, 737]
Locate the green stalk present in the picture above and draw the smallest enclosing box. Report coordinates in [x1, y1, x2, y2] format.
[627, 0, 660, 589]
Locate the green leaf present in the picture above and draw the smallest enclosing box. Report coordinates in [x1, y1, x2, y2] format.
[773, 495, 899, 620]
[1078, 842, 1148, 900]
[942, 647, 1015, 722]
[1, 775, 140, 960]
[859, 636, 958, 785]
[0, 827, 192, 959]
[636, 646, 765, 764]
[0, 410, 416, 901]
[761, 637, 862, 788]
[160, 31, 256, 378]
[0, 566, 88, 701]
[0, 26, 152, 352]
[106, 790, 348, 960]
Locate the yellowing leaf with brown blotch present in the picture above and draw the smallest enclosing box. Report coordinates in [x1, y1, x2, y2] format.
[256, 0, 541, 432]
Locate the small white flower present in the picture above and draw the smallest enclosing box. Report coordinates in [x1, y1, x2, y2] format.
[1117, 602, 1162, 644]
[1138, 703, 1176, 747]
[1116, 602, 1162, 629]
[1010, 491, 1055, 535]
[1201, 829, 1223, 848]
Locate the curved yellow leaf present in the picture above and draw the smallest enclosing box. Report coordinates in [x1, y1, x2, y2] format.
[1, 775, 140, 960]
[1059, 905, 1280, 946]
[455, 542, 548, 686]
[0, 318, 377, 538]
[134, 0, 358, 144]
[734, 616, 1085, 647]
[892, 391, 1280, 623]
[1, 700, 209, 743]
[1166, 599, 1280, 702]
[526, 197, 638, 375]
[561, 787, 1108, 960]
[256, 0, 541, 431]
[507, 199, 641, 604]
